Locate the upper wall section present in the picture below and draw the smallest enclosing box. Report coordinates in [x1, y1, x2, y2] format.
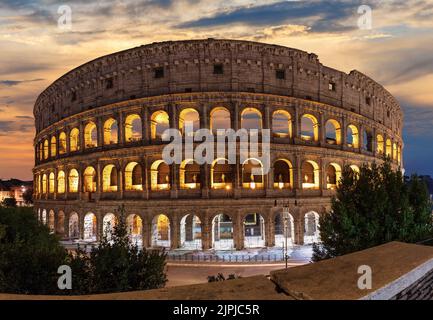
[34, 39, 403, 135]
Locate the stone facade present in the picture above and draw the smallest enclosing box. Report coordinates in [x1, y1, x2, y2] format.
[32, 39, 403, 251]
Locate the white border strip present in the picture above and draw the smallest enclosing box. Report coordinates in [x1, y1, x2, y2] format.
[360, 257, 433, 300]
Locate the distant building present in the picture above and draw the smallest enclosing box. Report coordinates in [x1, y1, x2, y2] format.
[0, 179, 33, 206]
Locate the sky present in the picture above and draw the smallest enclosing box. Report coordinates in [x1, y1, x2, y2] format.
[0, 0, 432, 180]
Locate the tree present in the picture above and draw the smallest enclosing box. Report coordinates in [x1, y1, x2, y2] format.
[68, 205, 167, 294]
[2, 197, 17, 208]
[22, 188, 33, 205]
[313, 160, 433, 261]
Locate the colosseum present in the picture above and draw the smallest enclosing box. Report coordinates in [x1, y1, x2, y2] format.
[33, 39, 403, 251]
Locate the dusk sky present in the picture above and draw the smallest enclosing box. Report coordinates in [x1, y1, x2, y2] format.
[0, 0, 432, 180]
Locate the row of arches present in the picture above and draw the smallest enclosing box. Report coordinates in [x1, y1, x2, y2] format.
[35, 158, 355, 195]
[36, 107, 402, 164]
[38, 209, 320, 249]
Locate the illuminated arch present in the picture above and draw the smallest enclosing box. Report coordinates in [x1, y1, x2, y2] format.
[50, 136, 57, 157]
[41, 209, 47, 225]
[103, 118, 118, 145]
[102, 165, 118, 192]
[180, 214, 202, 249]
[211, 214, 234, 250]
[68, 169, 79, 193]
[325, 119, 341, 145]
[304, 211, 320, 244]
[42, 174, 47, 194]
[210, 107, 231, 132]
[243, 213, 266, 248]
[347, 125, 359, 148]
[150, 111, 169, 140]
[125, 114, 142, 142]
[48, 172, 55, 194]
[59, 132, 67, 154]
[69, 212, 79, 238]
[326, 163, 342, 189]
[48, 210, 55, 233]
[179, 108, 200, 136]
[152, 214, 170, 248]
[302, 160, 320, 189]
[273, 159, 293, 189]
[180, 159, 200, 189]
[274, 212, 295, 247]
[83, 166, 97, 192]
[241, 107, 262, 131]
[363, 129, 373, 152]
[57, 170, 65, 194]
[393, 142, 398, 160]
[350, 165, 360, 175]
[150, 160, 170, 190]
[272, 110, 292, 138]
[398, 146, 402, 164]
[125, 162, 143, 191]
[376, 134, 384, 154]
[43, 139, 49, 159]
[242, 158, 264, 189]
[127, 214, 143, 245]
[83, 212, 97, 241]
[69, 128, 80, 152]
[386, 139, 392, 158]
[300, 114, 319, 142]
[102, 213, 117, 240]
[211, 158, 233, 189]
[84, 122, 97, 148]
[57, 211, 65, 235]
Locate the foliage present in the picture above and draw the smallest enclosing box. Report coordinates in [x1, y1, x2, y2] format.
[68, 205, 167, 294]
[0, 207, 67, 294]
[313, 160, 433, 261]
[22, 188, 33, 205]
[1, 197, 17, 208]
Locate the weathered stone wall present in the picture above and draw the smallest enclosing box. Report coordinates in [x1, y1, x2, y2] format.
[391, 269, 433, 300]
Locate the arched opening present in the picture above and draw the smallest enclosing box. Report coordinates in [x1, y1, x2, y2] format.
[57, 211, 65, 235]
[83, 166, 97, 192]
[102, 213, 117, 240]
[304, 211, 320, 244]
[325, 119, 341, 145]
[211, 158, 233, 189]
[393, 143, 398, 160]
[43, 139, 49, 159]
[180, 214, 202, 249]
[326, 163, 342, 189]
[103, 118, 118, 145]
[243, 213, 266, 248]
[125, 114, 142, 142]
[150, 111, 169, 140]
[212, 214, 234, 250]
[377, 134, 384, 154]
[347, 125, 359, 148]
[300, 114, 318, 141]
[180, 159, 200, 189]
[273, 159, 293, 189]
[69, 128, 80, 152]
[59, 132, 67, 154]
[274, 212, 294, 247]
[68, 212, 79, 239]
[398, 146, 402, 164]
[241, 108, 262, 131]
[210, 107, 231, 132]
[151, 160, 170, 190]
[48, 210, 55, 233]
[242, 158, 263, 189]
[363, 129, 373, 152]
[302, 161, 320, 189]
[68, 169, 79, 193]
[126, 214, 142, 245]
[272, 110, 292, 138]
[84, 122, 97, 149]
[102, 165, 118, 192]
[48, 172, 55, 194]
[125, 162, 143, 191]
[38, 143, 43, 160]
[179, 108, 200, 136]
[385, 139, 392, 158]
[41, 209, 47, 225]
[350, 165, 360, 175]
[42, 174, 47, 194]
[152, 214, 170, 248]
[83, 212, 97, 241]
[50, 136, 57, 157]
[57, 171, 65, 193]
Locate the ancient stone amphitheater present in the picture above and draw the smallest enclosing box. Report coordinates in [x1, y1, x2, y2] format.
[33, 39, 403, 251]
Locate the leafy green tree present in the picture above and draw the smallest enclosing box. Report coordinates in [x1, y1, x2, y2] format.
[69, 205, 167, 294]
[313, 160, 433, 261]
[2, 197, 17, 208]
[22, 188, 33, 205]
[0, 207, 67, 294]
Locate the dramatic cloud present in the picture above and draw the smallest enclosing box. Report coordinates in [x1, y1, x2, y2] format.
[0, 79, 44, 87]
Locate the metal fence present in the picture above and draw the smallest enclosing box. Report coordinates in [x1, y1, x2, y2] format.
[166, 253, 284, 262]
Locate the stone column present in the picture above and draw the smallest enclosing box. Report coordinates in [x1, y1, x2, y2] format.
[170, 164, 179, 198]
[142, 214, 151, 248]
[294, 155, 302, 190]
[320, 160, 327, 191]
[118, 112, 125, 145]
[318, 113, 325, 145]
[79, 122, 85, 152]
[233, 211, 244, 250]
[142, 106, 150, 144]
[118, 163, 124, 200]
[66, 128, 71, 153]
[265, 212, 275, 247]
[341, 116, 347, 150]
[201, 164, 210, 198]
[79, 212, 85, 240]
[201, 213, 212, 250]
[170, 214, 180, 249]
[294, 207, 304, 245]
[97, 117, 103, 147]
[97, 212, 103, 242]
[96, 162, 102, 201]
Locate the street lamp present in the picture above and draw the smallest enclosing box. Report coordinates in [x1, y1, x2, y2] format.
[274, 199, 297, 269]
